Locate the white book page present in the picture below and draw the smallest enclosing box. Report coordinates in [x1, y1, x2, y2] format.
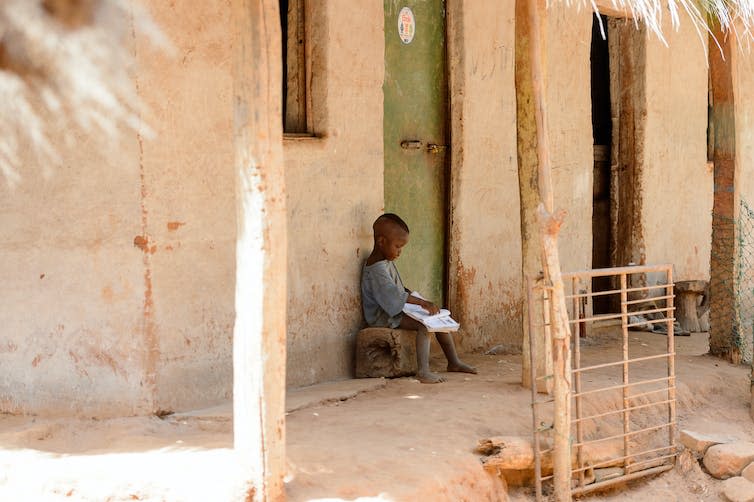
[403, 303, 451, 320]
[402, 292, 460, 331]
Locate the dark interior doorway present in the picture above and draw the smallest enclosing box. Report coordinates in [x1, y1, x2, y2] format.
[590, 14, 612, 313]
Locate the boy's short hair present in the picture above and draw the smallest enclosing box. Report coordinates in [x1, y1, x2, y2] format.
[374, 213, 409, 234]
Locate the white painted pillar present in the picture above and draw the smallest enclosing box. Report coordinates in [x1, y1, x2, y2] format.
[232, 1, 287, 500]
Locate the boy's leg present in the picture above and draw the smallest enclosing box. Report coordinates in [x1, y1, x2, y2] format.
[398, 316, 445, 383]
[435, 332, 478, 374]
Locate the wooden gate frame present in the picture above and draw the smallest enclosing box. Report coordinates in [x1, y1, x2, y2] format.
[528, 264, 678, 499]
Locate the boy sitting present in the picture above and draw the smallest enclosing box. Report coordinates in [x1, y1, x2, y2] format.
[361, 213, 477, 383]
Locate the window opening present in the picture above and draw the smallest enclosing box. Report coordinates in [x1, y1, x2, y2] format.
[280, 0, 308, 134]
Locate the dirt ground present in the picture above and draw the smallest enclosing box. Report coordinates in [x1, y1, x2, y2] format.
[1, 329, 752, 501]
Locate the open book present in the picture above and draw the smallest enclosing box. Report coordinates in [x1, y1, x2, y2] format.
[402, 292, 460, 332]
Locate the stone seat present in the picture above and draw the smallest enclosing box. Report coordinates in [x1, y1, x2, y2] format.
[354, 327, 417, 378]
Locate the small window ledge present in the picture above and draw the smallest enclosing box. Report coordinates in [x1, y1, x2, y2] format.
[283, 132, 323, 142]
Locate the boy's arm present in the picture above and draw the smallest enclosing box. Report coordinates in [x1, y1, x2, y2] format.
[406, 293, 439, 315]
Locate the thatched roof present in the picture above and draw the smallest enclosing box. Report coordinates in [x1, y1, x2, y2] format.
[586, 0, 754, 44]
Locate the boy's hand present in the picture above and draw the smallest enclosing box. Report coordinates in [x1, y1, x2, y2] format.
[421, 300, 440, 315]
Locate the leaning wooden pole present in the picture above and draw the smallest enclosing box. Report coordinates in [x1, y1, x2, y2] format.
[516, 0, 553, 394]
[232, 0, 287, 500]
[526, 0, 573, 499]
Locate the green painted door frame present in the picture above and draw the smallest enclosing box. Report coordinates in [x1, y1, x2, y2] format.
[383, 0, 449, 304]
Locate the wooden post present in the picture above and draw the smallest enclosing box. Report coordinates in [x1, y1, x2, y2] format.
[526, 0, 573, 499]
[516, 0, 552, 393]
[538, 206, 573, 501]
[619, 273, 631, 472]
[232, 1, 287, 500]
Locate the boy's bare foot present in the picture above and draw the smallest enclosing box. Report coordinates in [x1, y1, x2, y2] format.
[416, 371, 445, 383]
[447, 362, 478, 374]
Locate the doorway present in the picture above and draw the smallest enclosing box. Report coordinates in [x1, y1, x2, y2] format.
[590, 15, 646, 313]
[383, 1, 449, 303]
[590, 14, 612, 313]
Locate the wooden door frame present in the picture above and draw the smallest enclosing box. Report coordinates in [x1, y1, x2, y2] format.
[445, 0, 463, 312]
[439, 0, 452, 304]
[608, 17, 647, 280]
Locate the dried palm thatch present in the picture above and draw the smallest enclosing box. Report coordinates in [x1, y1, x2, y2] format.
[578, 0, 754, 45]
[0, 0, 167, 186]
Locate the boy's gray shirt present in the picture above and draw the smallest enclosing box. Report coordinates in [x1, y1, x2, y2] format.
[361, 259, 409, 328]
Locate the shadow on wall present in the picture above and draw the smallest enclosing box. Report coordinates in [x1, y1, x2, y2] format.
[0, 0, 168, 187]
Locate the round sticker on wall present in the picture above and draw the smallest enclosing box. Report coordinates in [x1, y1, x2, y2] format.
[398, 7, 415, 44]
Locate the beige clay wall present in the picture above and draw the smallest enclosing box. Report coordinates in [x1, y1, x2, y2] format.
[733, 39, 754, 213]
[642, 19, 712, 281]
[545, 5, 594, 276]
[285, 1, 385, 387]
[0, 1, 235, 415]
[446, 0, 522, 352]
[136, 2, 235, 412]
[448, 2, 592, 354]
[0, 125, 146, 415]
[6, 2, 721, 406]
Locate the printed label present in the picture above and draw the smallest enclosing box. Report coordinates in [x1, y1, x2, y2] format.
[398, 7, 415, 44]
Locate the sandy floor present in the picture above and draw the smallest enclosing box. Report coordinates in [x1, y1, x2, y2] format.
[1, 330, 752, 501]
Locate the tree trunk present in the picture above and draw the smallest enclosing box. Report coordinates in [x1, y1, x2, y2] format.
[232, 1, 287, 500]
[708, 24, 738, 363]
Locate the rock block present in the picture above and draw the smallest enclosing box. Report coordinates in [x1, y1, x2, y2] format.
[742, 462, 754, 482]
[476, 436, 542, 470]
[681, 429, 735, 457]
[476, 435, 554, 487]
[704, 442, 754, 479]
[354, 328, 417, 378]
[723, 476, 754, 502]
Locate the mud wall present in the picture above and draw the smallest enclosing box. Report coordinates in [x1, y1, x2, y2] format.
[545, 5, 594, 275]
[447, 1, 592, 354]
[0, 1, 729, 410]
[733, 40, 754, 210]
[0, 123, 146, 416]
[446, 0, 522, 352]
[136, 2, 235, 413]
[0, 1, 235, 415]
[285, 1, 384, 387]
[641, 19, 711, 281]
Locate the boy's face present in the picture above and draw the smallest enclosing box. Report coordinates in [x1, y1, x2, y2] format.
[379, 229, 409, 261]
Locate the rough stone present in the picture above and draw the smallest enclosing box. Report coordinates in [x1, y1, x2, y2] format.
[704, 442, 754, 479]
[681, 429, 736, 457]
[354, 328, 417, 378]
[476, 436, 539, 470]
[723, 476, 754, 502]
[742, 462, 754, 482]
[676, 449, 710, 495]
